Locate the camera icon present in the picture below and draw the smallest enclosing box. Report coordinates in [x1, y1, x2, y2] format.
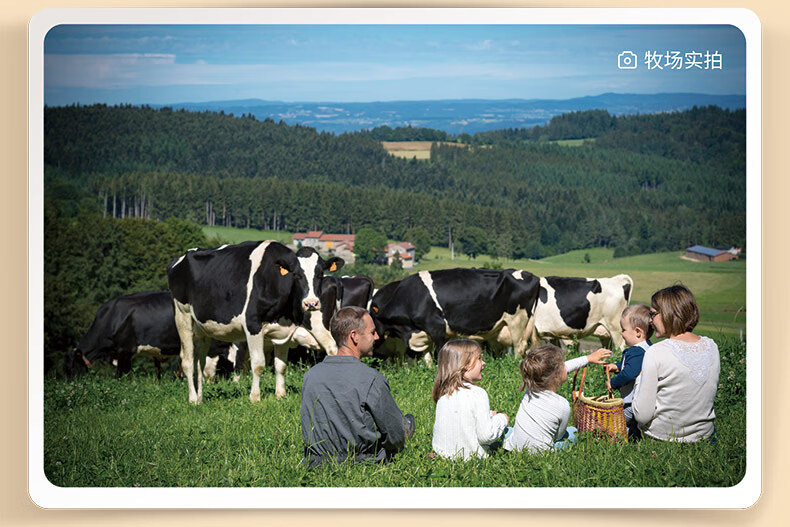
[618, 51, 638, 69]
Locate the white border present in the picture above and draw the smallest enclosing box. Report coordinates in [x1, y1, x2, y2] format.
[29, 7, 762, 509]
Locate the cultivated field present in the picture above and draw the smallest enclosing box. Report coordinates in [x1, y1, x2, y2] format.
[381, 141, 466, 160]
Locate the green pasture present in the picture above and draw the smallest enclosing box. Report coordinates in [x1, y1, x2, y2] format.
[203, 225, 293, 245]
[44, 339, 745, 488]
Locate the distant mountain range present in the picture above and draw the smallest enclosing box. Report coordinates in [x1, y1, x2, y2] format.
[152, 93, 745, 135]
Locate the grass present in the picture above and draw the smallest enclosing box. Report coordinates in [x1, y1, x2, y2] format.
[203, 225, 293, 245]
[44, 338, 745, 488]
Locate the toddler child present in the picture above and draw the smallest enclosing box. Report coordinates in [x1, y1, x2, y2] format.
[603, 304, 653, 439]
[505, 345, 611, 452]
[431, 340, 509, 460]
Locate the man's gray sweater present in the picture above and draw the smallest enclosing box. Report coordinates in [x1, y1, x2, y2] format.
[300, 355, 406, 468]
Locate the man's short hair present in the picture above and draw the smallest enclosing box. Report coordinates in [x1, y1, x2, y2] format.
[330, 306, 370, 346]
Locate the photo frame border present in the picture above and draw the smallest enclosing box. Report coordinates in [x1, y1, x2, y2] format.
[28, 6, 762, 509]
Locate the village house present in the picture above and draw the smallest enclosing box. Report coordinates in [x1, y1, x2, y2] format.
[685, 245, 740, 262]
[385, 241, 416, 269]
[292, 231, 356, 263]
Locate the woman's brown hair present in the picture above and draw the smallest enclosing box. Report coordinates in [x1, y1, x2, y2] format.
[519, 344, 565, 393]
[432, 340, 482, 403]
[651, 284, 700, 337]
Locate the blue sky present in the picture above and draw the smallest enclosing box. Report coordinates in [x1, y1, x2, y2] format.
[44, 25, 746, 105]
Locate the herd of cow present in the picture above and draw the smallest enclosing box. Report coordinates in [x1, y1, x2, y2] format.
[65, 240, 634, 404]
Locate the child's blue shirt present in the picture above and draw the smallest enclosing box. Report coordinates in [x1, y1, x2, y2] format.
[610, 340, 651, 404]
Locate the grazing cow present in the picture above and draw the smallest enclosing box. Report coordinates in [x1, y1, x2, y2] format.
[531, 274, 634, 351]
[370, 269, 541, 363]
[167, 241, 342, 403]
[66, 291, 182, 380]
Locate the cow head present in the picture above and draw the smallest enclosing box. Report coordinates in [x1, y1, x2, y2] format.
[63, 348, 92, 378]
[294, 247, 344, 323]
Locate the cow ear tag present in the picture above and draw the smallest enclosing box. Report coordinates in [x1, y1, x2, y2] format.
[279, 266, 289, 276]
[329, 262, 337, 272]
[372, 306, 379, 313]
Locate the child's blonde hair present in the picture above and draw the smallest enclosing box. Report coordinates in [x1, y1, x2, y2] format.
[621, 304, 654, 340]
[519, 344, 565, 393]
[432, 340, 482, 403]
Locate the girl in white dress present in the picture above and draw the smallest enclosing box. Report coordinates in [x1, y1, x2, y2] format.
[431, 340, 509, 460]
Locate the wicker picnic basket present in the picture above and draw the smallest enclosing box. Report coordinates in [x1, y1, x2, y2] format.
[571, 366, 628, 441]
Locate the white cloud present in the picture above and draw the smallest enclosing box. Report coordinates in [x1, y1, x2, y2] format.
[467, 40, 494, 51]
[44, 53, 579, 90]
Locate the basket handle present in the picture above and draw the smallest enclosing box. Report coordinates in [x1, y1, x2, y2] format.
[572, 365, 588, 402]
[605, 366, 613, 398]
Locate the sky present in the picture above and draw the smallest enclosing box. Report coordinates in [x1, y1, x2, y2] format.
[43, 24, 747, 106]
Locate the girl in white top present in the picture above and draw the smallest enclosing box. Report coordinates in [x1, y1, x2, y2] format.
[505, 346, 611, 453]
[633, 285, 720, 442]
[431, 340, 509, 460]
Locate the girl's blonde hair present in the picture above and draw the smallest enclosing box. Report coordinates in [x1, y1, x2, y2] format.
[519, 344, 565, 393]
[432, 340, 482, 403]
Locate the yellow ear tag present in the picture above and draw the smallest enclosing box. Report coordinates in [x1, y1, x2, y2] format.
[372, 306, 379, 313]
[279, 266, 289, 276]
[329, 262, 337, 272]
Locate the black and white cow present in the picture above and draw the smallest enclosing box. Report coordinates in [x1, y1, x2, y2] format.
[531, 274, 634, 351]
[66, 291, 182, 379]
[167, 241, 342, 403]
[339, 275, 375, 310]
[262, 274, 376, 366]
[370, 269, 541, 363]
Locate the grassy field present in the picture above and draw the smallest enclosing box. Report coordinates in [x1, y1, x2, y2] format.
[203, 225, 293, 245]
[44, 338, 745, 488]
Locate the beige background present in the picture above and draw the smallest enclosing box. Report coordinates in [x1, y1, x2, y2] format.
[3, 0, 785, 524]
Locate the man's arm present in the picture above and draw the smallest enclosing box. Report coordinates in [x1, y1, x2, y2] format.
[367, 375, 406, 454]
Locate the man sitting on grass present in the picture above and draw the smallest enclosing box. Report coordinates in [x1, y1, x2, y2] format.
[300, 306, 415, 468]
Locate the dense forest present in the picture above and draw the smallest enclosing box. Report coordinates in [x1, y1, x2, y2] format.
[45, 104, 745, 257]
[43, 103, 746, 369]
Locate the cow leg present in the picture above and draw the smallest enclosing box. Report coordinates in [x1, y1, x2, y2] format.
[154, 358, 162, 381]
[174, 305, 199, 404]
[247, 331, 266, 402]
[274, 344, 289, 399]
[422, 351, 433, 367]
[116, 352, 132, 379]
[203, 355, 219, 381]
[193, 336, 210, 402]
